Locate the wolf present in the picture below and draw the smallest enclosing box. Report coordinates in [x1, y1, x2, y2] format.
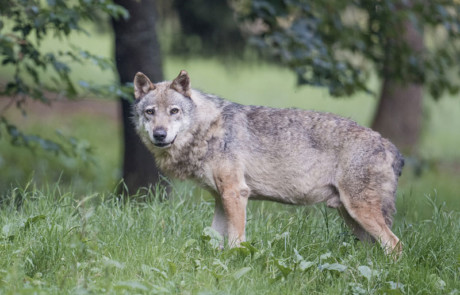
[132, 70, 404, 255]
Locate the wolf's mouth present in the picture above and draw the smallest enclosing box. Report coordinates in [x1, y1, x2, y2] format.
[153, 136, 176, 148]
[154, 142, 171, 148]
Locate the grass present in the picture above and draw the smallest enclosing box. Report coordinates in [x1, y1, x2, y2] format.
[0, 183, 459, 294]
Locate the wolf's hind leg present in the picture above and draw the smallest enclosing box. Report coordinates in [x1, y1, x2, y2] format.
[337, 206, 375, 243]
[339, 189, 401, 256]
[326, 192, 375, 243]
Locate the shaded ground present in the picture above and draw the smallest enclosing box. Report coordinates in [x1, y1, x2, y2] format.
[0, 96, 120, 123]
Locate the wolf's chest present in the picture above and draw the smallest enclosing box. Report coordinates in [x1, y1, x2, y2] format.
[154, 141, 210, 180]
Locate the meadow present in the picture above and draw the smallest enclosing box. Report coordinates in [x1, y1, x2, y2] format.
[1, 28, 460, 293]
[0, 181, 459, 294]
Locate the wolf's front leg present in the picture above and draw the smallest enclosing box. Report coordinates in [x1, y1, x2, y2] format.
[220, 189, 248, 247]
[211, 196, 227, 247]
[214, 168, 249, 248]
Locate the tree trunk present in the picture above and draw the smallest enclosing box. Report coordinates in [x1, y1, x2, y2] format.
[371, 12, 424, 154]
[372, 81, 423, 154]
[112, 0, 165, 193]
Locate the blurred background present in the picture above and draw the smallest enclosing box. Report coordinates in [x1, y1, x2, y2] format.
[1, 0, 459, 218]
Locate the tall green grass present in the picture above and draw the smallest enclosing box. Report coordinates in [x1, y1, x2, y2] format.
[0, 183, 459, 294]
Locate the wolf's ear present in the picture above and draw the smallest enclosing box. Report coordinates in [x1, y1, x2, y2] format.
[171, 70, 191, 98]
[134, 72, 155, 100]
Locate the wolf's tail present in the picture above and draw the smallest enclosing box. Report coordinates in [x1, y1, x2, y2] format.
[392, 149, 405, 178]
[382, 140, 405, 227]
[383, 139, 405, 178]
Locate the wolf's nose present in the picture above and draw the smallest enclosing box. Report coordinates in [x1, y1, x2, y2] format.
[153, 129, 167, 141]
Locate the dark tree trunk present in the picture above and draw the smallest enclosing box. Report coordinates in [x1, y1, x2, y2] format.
[112, 0, 164, 193]
[372, 80, 422, 154]
[372, 11, 424, 154]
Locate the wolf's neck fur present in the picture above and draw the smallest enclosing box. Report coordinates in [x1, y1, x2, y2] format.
[152, 90, 225, 180]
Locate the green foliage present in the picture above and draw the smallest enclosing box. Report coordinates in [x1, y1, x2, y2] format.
[238, 0, 460, 97]
[0, 183, 459, 294]
[0, 0, 128, 156]
[0, 117, 94, 161]
[169, 0, 247, 56]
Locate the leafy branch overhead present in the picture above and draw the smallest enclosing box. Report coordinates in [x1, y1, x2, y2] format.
[0, 0, 129, 156]
[237, 0, 460, 98]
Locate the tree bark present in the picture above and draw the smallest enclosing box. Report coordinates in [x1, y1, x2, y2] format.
[112, 0, 165, 193]
[372, 80, 423, 154]
[371, 11, 424, 154]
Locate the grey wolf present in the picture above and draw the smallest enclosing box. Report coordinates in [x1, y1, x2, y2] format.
[132, 70, 404, 255]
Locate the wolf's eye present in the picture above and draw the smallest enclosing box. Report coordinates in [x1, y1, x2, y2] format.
[170, 108, 179, 115]
[145, 109, 155, 115]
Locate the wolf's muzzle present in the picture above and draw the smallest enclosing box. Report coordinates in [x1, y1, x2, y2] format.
[153, 128, 167, 142]
[152, 128, 175, 148]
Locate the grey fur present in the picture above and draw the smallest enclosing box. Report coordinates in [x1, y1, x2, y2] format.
[132, 71, 404, 255]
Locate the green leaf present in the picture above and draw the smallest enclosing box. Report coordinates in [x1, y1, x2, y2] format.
[298, 260, 315, 271]
[240, 242, 258, 256]
[228, 246, 251, 256]
[201, 227, 223, 249]
[167, 260, 177, 276]
[320, 263, 347, 272]
[319, 252, 332, 261]
[358, 265, 371, 280]
[212, 258, 228, 272]
[233, 267, 251, 279]
[193, 259, 201, 269]
[274, 259, 292, 277]
[387, 281, 405, 292]
[2, 224, 12, 237]
[114, 281, 148, 291]
[348, 282, 367, 295]
[429, 274, 446, 290]
[150, 267, 168, 280]
[24, 215, 46, 230]
[293, 248, 304, 263]
[2, 224, 15, 241]
[103, 257, 125, 269]
[182, 238, 197, 251]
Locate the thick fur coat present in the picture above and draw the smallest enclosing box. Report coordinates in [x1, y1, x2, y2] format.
[132, 70, 404, 255]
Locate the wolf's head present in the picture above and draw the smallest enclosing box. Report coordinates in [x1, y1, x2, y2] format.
[132, 70, 195, 149]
